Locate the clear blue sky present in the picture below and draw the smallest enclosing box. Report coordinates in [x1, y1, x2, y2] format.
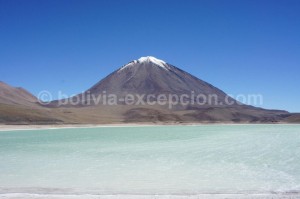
[0, 0, 299, 112]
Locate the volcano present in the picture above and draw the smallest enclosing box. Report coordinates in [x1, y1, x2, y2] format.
[1, 56, 297, 124]
[89, 56, 228, 99]
[52, 56, 236, 107]
[47, 56, 291, 123]
[89, 56, 231, 106]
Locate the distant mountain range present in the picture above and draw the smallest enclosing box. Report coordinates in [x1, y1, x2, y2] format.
[0, 56, 299, 124]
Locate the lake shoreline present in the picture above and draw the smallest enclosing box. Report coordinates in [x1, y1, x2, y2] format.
[0, 122, 298, 131]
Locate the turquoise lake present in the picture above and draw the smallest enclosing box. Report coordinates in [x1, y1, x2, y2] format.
[0, 125, 299, 195]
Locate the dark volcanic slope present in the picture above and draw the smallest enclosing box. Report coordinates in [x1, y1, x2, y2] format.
[52, 56, 235, 107]
[90, 58, 227, 97]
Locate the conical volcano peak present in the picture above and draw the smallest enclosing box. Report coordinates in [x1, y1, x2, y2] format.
[118, 56, 169, 72]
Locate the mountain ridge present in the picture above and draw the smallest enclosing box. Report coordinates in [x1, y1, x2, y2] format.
[0, 56, 299, 124]
[0, 81, 38, 107]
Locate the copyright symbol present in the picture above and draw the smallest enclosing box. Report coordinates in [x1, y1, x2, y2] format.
[38, 90, 52, 105]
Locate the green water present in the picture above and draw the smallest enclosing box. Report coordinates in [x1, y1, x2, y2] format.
[0, 125, 299, 194]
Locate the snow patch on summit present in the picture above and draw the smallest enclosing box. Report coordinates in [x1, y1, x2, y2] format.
[118, 56, 170, 72]
[137, 56, 168, 69]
